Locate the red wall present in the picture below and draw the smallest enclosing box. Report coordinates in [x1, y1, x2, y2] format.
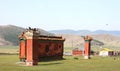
[72, 50, 83, 56]
[19, 40, 26, 60]
[37, 41, 63, 58]
[19, 39, 64, 60]
[84, 41, 90, 56]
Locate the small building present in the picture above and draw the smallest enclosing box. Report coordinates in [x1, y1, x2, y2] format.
[72, 48, 84, 56]
[99, 48, 114, 57]
[18, 27, 65, 66]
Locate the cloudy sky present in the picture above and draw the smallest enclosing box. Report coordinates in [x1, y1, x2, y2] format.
[0, 0, 120, 31]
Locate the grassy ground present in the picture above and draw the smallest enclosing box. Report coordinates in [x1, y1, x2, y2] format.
[0, 46, 120, 71]
[0, 55, 120, 71]
[0, 46, 18, 54]
[0, 45, 120, 53]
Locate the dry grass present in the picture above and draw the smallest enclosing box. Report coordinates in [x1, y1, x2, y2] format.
[0, 46, 18, 54]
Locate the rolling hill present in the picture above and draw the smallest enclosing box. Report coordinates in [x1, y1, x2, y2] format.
[56, 34, 120, 48]
[0, 25, 24, 45]
[49, 30, 120, 36]
[0, 25, 53, 46]
[0, 25, 120, 50]
[50, 30, 120, 48]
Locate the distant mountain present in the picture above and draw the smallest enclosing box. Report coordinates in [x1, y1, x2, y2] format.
[56, 34, 120, 48]
[93, 30, 120, 36]
[49, 30, 91, 35]
[0, 25, 120, 49]
[50, 29, 120, 48]
[0, 25, 53, 46]
[49, 30, 120, 36]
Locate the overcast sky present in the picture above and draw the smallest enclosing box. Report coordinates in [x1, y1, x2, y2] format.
[0, 0, 120, 31]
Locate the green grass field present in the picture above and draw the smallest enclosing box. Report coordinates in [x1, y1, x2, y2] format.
[0, 46, 120, 71]
[0, 55, 120, 71]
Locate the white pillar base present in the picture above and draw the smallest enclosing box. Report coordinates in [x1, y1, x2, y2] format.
[84, 55, 90, 59]
[26, 61, 33, 66]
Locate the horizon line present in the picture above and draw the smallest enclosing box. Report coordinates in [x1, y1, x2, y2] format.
[0, 24, 120, 31]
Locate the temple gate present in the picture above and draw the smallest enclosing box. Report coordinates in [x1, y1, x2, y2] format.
[18, 28, 65, 66]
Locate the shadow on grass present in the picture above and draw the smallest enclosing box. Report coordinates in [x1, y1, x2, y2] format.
[39, 57, 66, 62]
[0, 53, 18, 55]
[38, 62, 63, 66]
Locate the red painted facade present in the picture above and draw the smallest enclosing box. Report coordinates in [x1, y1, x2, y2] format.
[19, 40, 26, 61]
[83, 36, 92, 59]
[72, 50, 83, 56]
[18, 28, 65, 66]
